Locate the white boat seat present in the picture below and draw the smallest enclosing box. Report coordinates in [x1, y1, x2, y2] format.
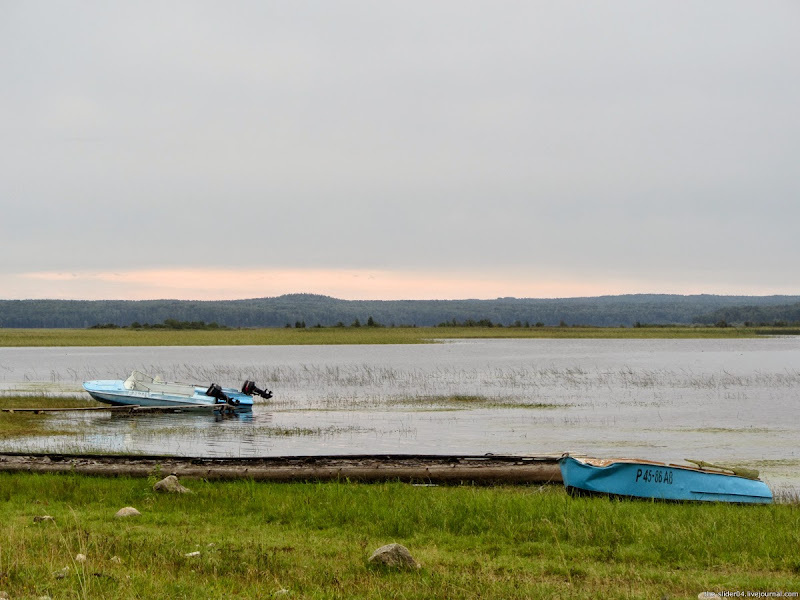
[123, 370, 196, 397]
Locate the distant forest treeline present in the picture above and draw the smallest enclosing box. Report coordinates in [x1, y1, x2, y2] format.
[2, 294, 800, 329]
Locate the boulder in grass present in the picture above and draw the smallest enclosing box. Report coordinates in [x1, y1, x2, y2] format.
[114, 506, 141, 518]
[153, 475, 192, 494]
[368, 543, 420, 570]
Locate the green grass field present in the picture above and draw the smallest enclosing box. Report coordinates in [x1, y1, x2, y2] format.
[0, 325, 766, 346]
[0, 473, 797, 599]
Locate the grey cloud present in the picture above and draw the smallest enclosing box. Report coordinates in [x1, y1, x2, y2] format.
[1, 1, 798, 290]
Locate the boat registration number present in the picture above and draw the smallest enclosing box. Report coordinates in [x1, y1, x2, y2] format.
[635, 468, 673, 485]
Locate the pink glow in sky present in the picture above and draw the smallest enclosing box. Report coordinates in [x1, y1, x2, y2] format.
[6, 268, 795, 301]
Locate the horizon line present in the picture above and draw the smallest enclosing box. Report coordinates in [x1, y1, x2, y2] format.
[4, 267, 799, 302]
[3, 291, 800, 303]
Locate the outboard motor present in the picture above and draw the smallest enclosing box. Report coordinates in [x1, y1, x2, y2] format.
[205, 383, 239, 405]
[242, 380, 273, 400]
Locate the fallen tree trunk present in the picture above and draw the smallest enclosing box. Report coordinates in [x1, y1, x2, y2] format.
[0, 453, 563, 485]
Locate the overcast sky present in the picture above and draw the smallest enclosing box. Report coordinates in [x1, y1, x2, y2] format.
[1, 1, 798, 300]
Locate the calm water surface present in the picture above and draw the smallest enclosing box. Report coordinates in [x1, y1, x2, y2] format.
[1, 338, 798, 490]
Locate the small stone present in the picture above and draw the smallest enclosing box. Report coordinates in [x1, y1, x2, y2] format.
[110, 556, 122, 564]
[184, 551, 201, 558]
[368, 543, 420, 570]
[0, 591, 9, 599]
[74, 553, 86, 563]
[53, 567, 69, 579]
[33, 515, 55, 523]
[114, 506, 141, 518]
[154, 475, 192, 494]
[273, 589, 290, 597]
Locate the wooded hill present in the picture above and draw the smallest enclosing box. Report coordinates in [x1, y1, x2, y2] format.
[692, 302, 800, 326]
[2, 294, 799, 328]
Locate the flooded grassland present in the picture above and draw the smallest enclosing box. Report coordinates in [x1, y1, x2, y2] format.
[0, 338, 798, 492]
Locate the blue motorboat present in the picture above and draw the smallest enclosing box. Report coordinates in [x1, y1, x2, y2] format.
[83, 371, 272, 413]
[559, 454, 772, 504]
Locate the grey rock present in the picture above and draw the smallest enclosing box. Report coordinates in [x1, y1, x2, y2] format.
[153, 475, 192, 494]
[114, 506, 141, 518]
[368, 543, 420, 570]
[0, 591, 9, 599]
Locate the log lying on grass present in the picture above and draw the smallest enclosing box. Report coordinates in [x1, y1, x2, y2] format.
[0, 453, 563, 485]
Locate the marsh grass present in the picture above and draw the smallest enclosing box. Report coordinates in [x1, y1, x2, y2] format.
[690, 427, 776, 434]
[0, 326, 766, 347]
[392, 395, 562, 410]
[261, 425, 370, 437]
[178, 364, 800, 395]
[125, 423, 370, 439]
[0, 473, 797, 599]
[0, 396, 103, 440]
[0, 396, 102, 410]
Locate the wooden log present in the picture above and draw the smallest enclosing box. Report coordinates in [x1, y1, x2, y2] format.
[0, 454, 563, 484]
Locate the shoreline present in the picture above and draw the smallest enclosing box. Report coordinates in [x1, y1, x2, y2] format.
[0, 452, 562, 484]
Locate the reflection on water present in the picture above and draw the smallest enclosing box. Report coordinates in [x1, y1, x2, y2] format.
[0, 338, 799, 491]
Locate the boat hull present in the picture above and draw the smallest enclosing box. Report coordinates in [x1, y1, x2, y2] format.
[83, 380, 253, 412]
[559, 456, 772, 504]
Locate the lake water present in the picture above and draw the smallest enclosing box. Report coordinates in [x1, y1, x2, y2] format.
[1, 338, 798, 491]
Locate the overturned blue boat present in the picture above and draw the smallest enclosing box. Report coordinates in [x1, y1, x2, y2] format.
[83, 371, 272, 413]
[559, 454, 772, 504]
